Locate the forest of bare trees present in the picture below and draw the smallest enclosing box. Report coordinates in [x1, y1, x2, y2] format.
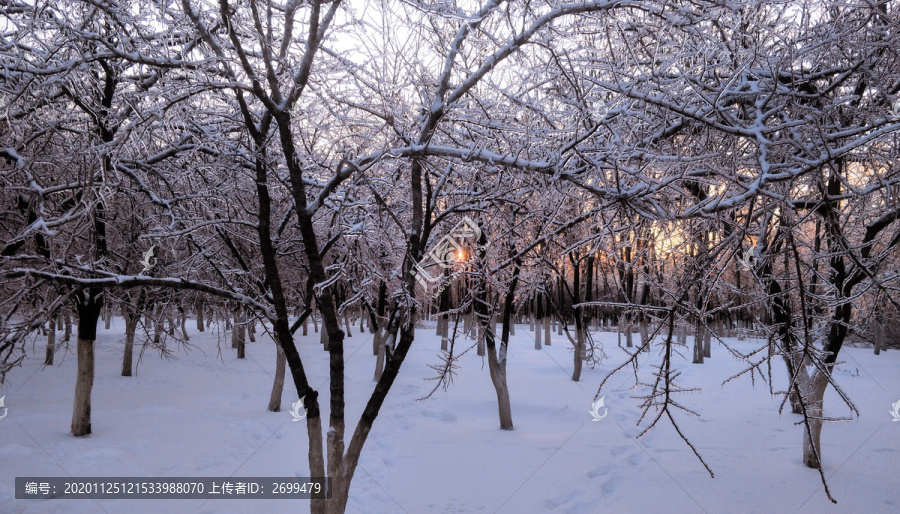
[2, 0, 899, 510]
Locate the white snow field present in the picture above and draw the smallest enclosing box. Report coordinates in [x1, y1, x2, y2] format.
[1, 317, 898, 513]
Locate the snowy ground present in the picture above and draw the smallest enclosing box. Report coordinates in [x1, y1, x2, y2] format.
[1, 317, 898, 513]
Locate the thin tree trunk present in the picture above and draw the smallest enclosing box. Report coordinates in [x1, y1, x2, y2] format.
[122, 313, 138, 377]
[481, 234, 518, 430]
[703, 320, 712, 358]
[874, 322, 883, 355]
[693, 323, 704, 364]
[320, 319, 330, 351]
[154, 306, 163, 345]
[534, 293, 543, 350]
[529, 296, 535, 332]
[268, 347, 286, 412]
[63, 312, 71, 342]
[373, 328, 385, 382]
[236, 325, 245, 358]
[232, 310, 241, 349]
[473, 306, 484, 355]
[196, 300, 205, 332]
[180, 308, 190, 340]
[543, 291, 551, 345]
[45, 317, 56, 365]
[438, 275, 450, 352]
[571, 253, 588, 381]
[440, 315, 449, 351]
[573, 326, 584, 381]
[486, 343, 513, 429]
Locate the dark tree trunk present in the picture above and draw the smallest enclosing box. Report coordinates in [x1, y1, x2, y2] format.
[121, 311, 138, 377]
[571, 253, 583, 381]
[196, 300, 205, 332]
[72, 290, 102, 436]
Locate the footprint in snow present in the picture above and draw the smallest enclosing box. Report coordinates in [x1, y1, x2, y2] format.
[609, 446, 629, 456]
[422, 409, 457, 422]
[587, 464, 610, 478]
[543, 488, 579, 510]
[601, 476, 624, 496]
[627, 451, 645, 466]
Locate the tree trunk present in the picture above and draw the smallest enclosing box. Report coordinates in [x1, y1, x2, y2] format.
[45, 317, 56, 366]
[571, 253, 590, 382]
[232, 311, 241, 349]
[802, 370, 829, 469]
[573, 326, 584, 381]
[72, 292, 102, 436]
[534, 293, 543, 349]
[529, 297, 535, 332]
[543, 291, 551, 345]
[439, 278, 450, 351]
[874, 322, 883, 355]
[476, 311, 485, 356]
[693, 323, 704, 364]
[703, 321, 712, 358]
[480, 235, 519, 430]
[236, 327, 245, 358]
[640, 319, 649, 350]
[72, 337, 95, 436]
[268, 347, 286, 412]
[153, 306, 163, 345]
[63, 312, 71, 342]
[196, 300, 205, 332]
[72, 289, 103, 436]
[320, 322, 329, 350]
[373, 328, 385, 382]
[784, 351, 804, 415]
[180, 308, 190, 340]
[122, 313, 138, 377]
[487, 343, 513, 429]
